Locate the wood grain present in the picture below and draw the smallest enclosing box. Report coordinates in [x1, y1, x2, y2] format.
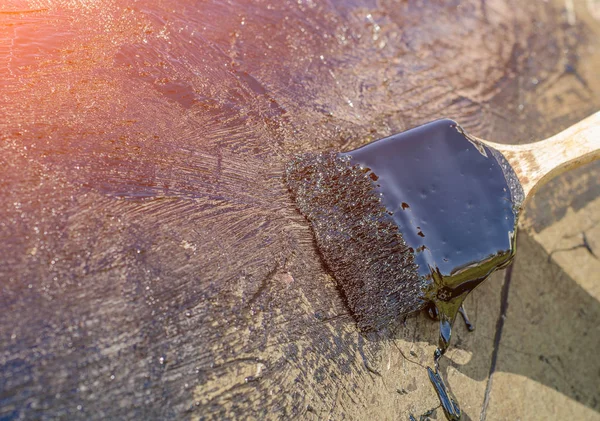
[483, 111, 600, 199]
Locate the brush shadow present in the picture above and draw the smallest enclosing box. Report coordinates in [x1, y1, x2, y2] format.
[444, 231, 600, 413]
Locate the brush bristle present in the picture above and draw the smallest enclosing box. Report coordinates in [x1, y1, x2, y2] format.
[286, 152, 428, 331]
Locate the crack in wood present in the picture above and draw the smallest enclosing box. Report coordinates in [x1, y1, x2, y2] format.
[479, 259, 514, 421]
[549, 231, 598, 260]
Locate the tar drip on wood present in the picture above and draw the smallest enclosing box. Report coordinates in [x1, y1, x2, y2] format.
[285, 119, 524, 420]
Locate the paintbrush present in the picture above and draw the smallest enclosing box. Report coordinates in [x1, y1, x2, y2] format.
[286, 112, 599, 353]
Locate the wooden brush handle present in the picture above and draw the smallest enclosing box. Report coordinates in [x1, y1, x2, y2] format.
[482, 112, 600, 199]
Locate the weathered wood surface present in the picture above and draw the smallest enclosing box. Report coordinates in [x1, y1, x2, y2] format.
[0, 0, 598, 419]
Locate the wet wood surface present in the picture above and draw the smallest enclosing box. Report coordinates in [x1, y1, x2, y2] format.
[0, 0, 598, 419]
